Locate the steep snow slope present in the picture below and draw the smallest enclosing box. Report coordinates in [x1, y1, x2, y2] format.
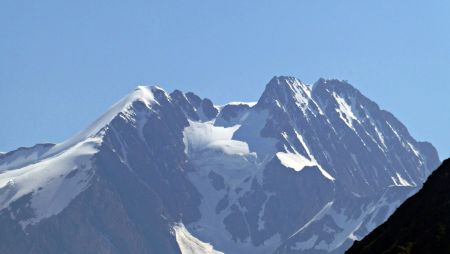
[173, 223, 224, 254]
[0, 137, 98, 227]
[0, 86, 161, 228]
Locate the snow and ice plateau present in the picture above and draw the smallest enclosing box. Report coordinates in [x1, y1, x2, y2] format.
[0, 76, 440, 254]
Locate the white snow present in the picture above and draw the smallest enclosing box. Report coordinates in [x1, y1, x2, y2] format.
[289, 190, 408, 253]
[374, 125, 387, 149]
[407, 142, 420, 157]
[278, 131, 335, 181]
[386, 122, 402, 141]
[1, 86, 159, 174]
[173, 223, 224, 254]
[47, 86, 158, 156]
[392, 172, 413, 187]
[183, 121, 250, 156]
[0, 86, 162, 227]
[224, 101, 257, 107]
[279, 78, 324, 116]
[232, 110, 278, 162]
[276, 152, 315, 172]
[0, 81, 430, 254]
[0, 149, 43, 172]
[0, 137, 100, 227]
[290, 79, 312, 111]
[289, 201, 334, 239]
[332, 92, 358, 128]
[182, 120, 280, 253]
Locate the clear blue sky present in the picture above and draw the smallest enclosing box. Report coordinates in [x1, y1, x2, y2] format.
[1, 0, 448, 159]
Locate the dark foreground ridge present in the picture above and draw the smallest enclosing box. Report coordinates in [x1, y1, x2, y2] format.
[346, 158, 450, 254]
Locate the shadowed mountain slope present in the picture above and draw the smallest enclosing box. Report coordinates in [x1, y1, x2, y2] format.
[346, 158, 450, 254]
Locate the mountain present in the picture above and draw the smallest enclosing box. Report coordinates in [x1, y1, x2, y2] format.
[346, 158, 450, 254]
[0, 77, 440, 254]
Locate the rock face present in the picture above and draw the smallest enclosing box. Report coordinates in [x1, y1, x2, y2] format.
[346, 159, 450, 254]
[0, 77, 440, 254]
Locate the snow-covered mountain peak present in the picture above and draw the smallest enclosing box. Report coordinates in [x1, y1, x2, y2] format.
[312, 78, 366, 110]
[170, 89, 219, 122]
[0, 85, 171, 229]
[0, 85, 166, 182]
[0, 77, 441, 254]
[262, 76, 361, 110]
[313, 78, 354, 91]
[46, 85, 163, 155]
[258, 76, 311, 106]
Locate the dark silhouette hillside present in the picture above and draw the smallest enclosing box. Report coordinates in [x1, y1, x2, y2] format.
[346, 159, 450, 254]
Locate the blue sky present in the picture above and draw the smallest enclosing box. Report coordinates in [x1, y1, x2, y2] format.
[1, 0, 449, 159]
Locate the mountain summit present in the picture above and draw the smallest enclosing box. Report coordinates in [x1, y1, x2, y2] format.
[0, 76, 440, 254]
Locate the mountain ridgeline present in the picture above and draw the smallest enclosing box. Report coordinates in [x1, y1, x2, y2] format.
[346, 158, 450, 254]
[0, 76, 440, 254]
